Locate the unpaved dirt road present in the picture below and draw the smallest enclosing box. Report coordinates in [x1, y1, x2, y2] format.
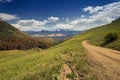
[82, 41, 120, 80]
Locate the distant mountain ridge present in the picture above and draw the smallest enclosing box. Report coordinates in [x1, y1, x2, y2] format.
[25, 30, 84, 41]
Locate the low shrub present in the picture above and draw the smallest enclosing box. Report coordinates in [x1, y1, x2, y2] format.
[102, 33, 118, 46]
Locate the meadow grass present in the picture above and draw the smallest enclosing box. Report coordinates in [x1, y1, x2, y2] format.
[0, 35, 93, 80]
[0, 20, 119, 80]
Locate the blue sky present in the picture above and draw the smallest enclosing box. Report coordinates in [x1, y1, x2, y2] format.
[0, 0, 120, 31]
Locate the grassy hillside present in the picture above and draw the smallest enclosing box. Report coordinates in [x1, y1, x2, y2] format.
[0, 20, 27, 38]
[0, 19, 119, 80]
[81, 18, 120, 50]
[0, 20, 55, 50]
[0, 39, 93, 80]
[0, 32, 94, 79]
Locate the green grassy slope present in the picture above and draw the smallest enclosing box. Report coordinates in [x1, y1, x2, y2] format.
[0, 19, 119, 80]
[0, 20, 27, 38]
[81, 18, 120, 50]
[0, 35, 93, 80]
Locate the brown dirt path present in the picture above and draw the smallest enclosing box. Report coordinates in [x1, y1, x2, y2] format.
[82, 41, 120, 80]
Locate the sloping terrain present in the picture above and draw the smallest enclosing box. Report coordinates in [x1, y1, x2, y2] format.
[0, 19, 27, 38]
[82, 18, 120, 51]
[0, 20, 55, 50]
[0, 19, 120, 80]
[0, 33, 91, 80]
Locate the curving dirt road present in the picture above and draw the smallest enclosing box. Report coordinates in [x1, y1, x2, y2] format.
[82, 41, 120, 80]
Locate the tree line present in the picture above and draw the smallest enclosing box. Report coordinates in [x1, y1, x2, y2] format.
[0, 37, 55, 50]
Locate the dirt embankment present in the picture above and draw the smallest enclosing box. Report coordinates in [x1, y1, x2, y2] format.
[82, 41, 120, 80]
[58, 63, 81, 80]
[58, 64, 72, 80]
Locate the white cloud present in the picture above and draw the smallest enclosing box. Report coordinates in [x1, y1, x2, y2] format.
[83, 6, 93, 12]
[87, 1, 120, 22]
[17, 19, 47, 26]
[12, 19, 48, 31]
[48, 16, 59, 22]
[83, 6, 103, 13]
[12, 16, 59, 31]
[0, 0, 13, 2]
[54, 1, 120, 31]
[56, 23, 73, 29]
[0, 13, 18, 21]
[6, 1, 120, 31]
[12, 23, 47, 31]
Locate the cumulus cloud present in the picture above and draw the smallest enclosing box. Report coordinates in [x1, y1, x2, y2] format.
[0, 0, 13, 2]
[12, 19, 48, 31]
[17, 19, 47, 26]
[83, 6, 103, 13]
[12, 16, 59, 31]
[12, 23, 47, 31]
[48, 16, 59, 22]
[84, 1, 120, 23]
[5, 1, 120, 31]
[54, 1, 120, 31]
[56, 23, 72, 29]
[0, 13, 19, 21]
